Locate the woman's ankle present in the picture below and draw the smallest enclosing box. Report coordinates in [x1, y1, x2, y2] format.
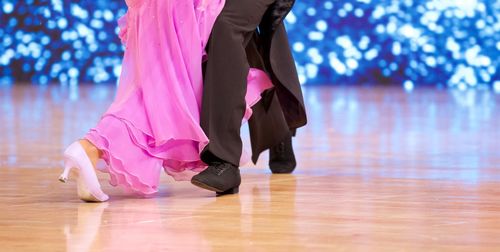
[78, 139, 102, 166]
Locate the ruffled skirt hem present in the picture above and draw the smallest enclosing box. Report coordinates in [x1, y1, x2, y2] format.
[85, 114, 209, 196]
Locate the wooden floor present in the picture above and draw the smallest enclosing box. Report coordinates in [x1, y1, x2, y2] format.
[1, 84, 500, 251]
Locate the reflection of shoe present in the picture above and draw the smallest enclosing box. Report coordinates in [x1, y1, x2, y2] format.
[64, 203, 108, 252]
[269, 135, 296, 174]
[59, 142, 109, 202]
[191, 162, 241, 196]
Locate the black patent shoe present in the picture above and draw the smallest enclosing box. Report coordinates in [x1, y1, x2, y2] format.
[269, 135, 296, 174]
[191, 162, 241, 196]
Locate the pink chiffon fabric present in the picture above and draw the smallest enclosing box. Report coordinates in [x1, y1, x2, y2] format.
[85, 0, 273, 195]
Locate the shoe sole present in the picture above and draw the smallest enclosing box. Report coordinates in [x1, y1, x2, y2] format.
[270, 169, 296, 174]
[191, 179, 222, 192]
[191, 179, 239, 196]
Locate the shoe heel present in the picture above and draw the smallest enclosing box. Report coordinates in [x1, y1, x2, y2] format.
[216, 187, 239, 196]
[59, 160, 74, 183]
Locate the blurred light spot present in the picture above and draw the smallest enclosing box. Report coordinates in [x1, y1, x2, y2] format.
[404, 80, 414, 92]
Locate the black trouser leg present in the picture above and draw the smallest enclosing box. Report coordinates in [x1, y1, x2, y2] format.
[200, 0, 276, 166]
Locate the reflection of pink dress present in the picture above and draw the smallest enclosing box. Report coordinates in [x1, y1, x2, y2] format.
[85, 0, 272, 195]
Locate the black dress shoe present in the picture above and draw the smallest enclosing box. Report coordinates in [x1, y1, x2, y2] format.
[269, 134, 296, 174]
[191, 162, 241, 196]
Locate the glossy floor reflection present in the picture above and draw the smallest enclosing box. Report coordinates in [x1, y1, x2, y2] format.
[1, 84, 500, 251]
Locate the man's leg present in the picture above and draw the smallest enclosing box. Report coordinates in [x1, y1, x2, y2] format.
[244, 31, 298, 174]
[192, 0, 275, 195]
[200, 0, 275, 166]
[269, 132, 297, 173]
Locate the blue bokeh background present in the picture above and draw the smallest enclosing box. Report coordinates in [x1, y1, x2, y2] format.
[1, 0, 499, 91]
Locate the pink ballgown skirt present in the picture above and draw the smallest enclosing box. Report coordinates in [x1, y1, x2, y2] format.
[84, 0, 273, 195]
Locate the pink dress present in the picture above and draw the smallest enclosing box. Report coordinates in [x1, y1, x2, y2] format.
[85, 0, 273, 195]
